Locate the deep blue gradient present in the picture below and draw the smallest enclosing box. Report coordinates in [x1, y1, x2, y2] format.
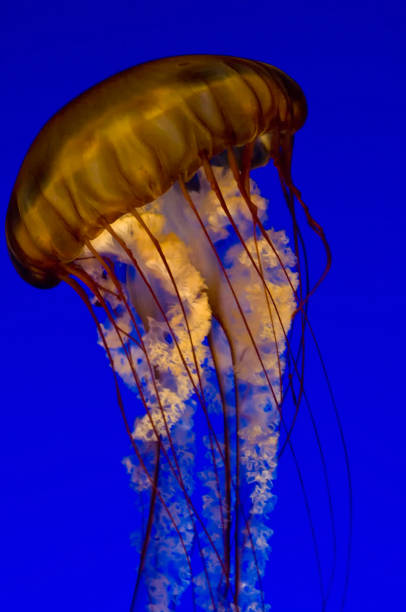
[1, 1, 405, 610]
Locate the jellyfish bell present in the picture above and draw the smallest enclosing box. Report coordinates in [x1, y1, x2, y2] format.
[6, 55, 349, 610]
[6, 55, 306, 288]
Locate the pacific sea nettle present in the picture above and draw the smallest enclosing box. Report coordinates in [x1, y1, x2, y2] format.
[6, 55, 334, 610]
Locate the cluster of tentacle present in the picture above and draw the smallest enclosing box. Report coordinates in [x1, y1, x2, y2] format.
[69, 150, 298, 610]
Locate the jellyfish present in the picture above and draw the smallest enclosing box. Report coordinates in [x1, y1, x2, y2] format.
[6, 55, 351, 611]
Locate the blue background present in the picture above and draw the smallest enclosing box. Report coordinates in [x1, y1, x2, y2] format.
[1, 1, 405, 610]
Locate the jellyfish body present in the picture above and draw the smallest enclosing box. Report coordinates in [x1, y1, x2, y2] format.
[6, 56, 344, 610]
[6, 55, 306, 288]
